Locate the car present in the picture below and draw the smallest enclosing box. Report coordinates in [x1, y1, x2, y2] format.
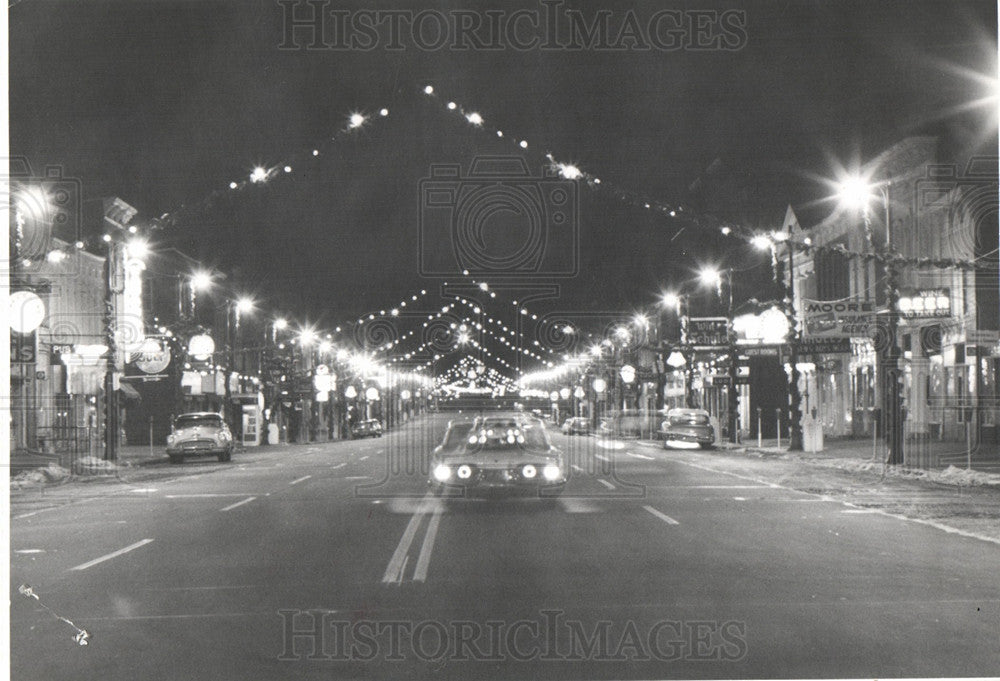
[660, 408, 715, 449]
[166, 412, 234, 463]
[561, 417, 591, 435]
[428, 414, 566, 496]
[350, 419, 383, 439]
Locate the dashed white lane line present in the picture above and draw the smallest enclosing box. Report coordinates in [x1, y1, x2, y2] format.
[627, 452, 655, 460]
[597, 478, 616, 490]
[642, 505, 680, 526]
[594, 454, 611, 462]
[289, 475, 312, 486]
[412, 506, 443, 582]
[70, 539, 155, 571]
[166, 493, 256, 498]
[733, 497, 747, 501]
[220, 496, 257, 512]
[570, 464, 584, 472]
[359, 456, 369, 461]
[331, 463, 347, 470]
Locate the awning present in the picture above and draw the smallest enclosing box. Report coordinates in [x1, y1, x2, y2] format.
[119, 382, 142, 401]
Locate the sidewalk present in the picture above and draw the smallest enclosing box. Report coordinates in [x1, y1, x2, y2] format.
[729, 435, 1000, 474]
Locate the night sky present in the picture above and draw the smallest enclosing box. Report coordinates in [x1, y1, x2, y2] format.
[10, 0, 998, 350]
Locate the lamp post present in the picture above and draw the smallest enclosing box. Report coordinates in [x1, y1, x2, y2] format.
[839, 176, 902, 465]
[224, 297, 254, 438]
[701, 266, 739, 444]
[752, 232, 804, 451]
[662, 291, 695, 408]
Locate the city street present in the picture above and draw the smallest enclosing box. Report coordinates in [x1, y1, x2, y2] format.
[11, 414, 1000, 680]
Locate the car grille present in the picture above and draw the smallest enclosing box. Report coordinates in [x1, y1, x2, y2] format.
[182, 439, 215, 449]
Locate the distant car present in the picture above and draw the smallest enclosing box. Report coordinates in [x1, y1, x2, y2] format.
[661, 408, 715, 449]
[561, 417, 591, 435]
[429, 414, 566, 496]
[166, 412, 234, 463]
[351, 419, 383, 439]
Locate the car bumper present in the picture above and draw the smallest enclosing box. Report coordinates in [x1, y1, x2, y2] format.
[167, 444, 230, 455]
[662, 432, 714, 445]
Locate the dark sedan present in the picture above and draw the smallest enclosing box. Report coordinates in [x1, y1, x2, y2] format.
[661, 408, 716, 449]
[428, 415, 566, 496]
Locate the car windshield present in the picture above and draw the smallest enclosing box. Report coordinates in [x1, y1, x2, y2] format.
[174, 415, 223, 429]
[442, 421, 475, 449]
[669, 413, 711, 426]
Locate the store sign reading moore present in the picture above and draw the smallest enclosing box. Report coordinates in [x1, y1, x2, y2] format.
[802, 299, 875, 339]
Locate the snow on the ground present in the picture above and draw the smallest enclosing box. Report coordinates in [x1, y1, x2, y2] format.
[10, 464, 71, 488]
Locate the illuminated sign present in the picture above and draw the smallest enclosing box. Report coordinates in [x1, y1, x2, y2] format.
[898, 289, 950, 319]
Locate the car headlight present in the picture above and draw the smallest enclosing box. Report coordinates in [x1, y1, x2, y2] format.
[542, 464, 561, 481]
[521, 464, 537, 479]
[433, 464, 452, 482]
[167, 434, 176, 444]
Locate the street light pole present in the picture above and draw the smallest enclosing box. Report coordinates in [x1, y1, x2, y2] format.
[840, 176, 902, 464]
[877, 184, 904, 465]
[724, 269, 739, 444]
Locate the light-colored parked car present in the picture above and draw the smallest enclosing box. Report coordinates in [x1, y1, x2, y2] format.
[166, 412, 234, 463]
[661, 408, 715, 449]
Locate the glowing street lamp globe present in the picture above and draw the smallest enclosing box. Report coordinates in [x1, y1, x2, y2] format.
[9, 290, 46, 334]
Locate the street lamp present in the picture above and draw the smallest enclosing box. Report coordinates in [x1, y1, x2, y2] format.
[838, 174, 902, 465]
[751, 232, 804, 451]
[699, 265, 739, 444]
[188, 270, 213, 318]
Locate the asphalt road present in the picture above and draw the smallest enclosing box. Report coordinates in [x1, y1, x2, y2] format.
[10, 413, 1000, 680]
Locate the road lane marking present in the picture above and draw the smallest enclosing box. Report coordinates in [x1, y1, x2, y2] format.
[345, 476, 369, 480]
[71, 539, 155, 571]
[597, 478, 616, 490]
[220, 496, 257, 512]
[412, 507, 443, 582]
[594, 454, 611, 462]
[668, 453, 1000, 546]
[627, 452, 655, 460]
[14, 549, 45, 554]
[289, 475, 312, 486]
[733, 497, 747, 501]
[643, 505, 680, 525]
[382, 496, 434, 584]
[166, 493, 257, 498]
[570, 464, 583, 472]
[359, 456, 369, 461]
[331, 463, 347, 470]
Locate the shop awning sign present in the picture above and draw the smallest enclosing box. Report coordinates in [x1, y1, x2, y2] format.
[802, 299, 875, 338]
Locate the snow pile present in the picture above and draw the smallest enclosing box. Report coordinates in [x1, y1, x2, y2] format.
[935, 465, 1000, 487]
[73, 456, 119, 474]
[10, 464, 71, 488]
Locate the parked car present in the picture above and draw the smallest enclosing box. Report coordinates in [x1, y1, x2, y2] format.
[660, 408, 715, 449]
[429, 414, 566, 497]
[597, 410, 666, 440]
[166, 412, 234, 463]
[561, 417, 591, 435]
[351, 419, 383, 439]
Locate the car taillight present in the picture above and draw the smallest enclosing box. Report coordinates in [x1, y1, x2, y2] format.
[456, 465, 472, 479]
[542, 464, 561, 481]
[521, 464, 537, 479]
[433, 464, 452, 482]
